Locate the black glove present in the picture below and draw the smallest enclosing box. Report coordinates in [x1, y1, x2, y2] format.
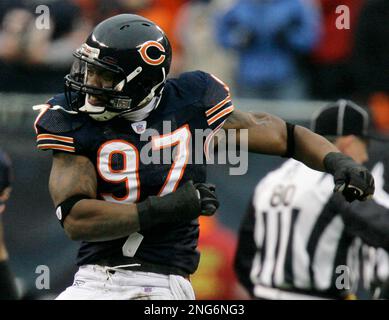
[323, 152, 375, 202]
[195, 183, 219, 216]
[137, 181, 219, 231]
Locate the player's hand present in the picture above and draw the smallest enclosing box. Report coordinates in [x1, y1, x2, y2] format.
[194, 183, 219, 216]
[137, 180, 219, 231]
[324, 152, 375, 202]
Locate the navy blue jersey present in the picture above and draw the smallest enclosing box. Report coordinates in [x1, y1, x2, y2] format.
[34, 71, 234, 275]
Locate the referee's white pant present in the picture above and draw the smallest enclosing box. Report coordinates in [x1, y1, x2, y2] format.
[56, 264, 195, 300]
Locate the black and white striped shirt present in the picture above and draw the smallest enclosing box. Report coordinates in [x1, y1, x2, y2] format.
[235, 159, 389, 299]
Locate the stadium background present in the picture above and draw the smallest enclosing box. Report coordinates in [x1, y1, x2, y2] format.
[1, 0, 389, 299]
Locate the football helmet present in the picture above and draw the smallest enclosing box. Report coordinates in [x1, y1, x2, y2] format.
[64, 14, 172, 121]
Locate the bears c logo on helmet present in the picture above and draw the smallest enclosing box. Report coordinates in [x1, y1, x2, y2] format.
[137, 41, 166, 66]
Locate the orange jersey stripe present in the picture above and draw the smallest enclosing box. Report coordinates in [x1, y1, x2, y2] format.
[37, 144, 75, 152]
[205, 95, 231, 117]
[207, 106, 235, 126]
[37, 134, 74, 144]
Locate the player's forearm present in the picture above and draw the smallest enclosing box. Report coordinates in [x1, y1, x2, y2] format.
[62, 181, 214, 242]
[293, 125, 339, 171]
[64, 199, 140, 242]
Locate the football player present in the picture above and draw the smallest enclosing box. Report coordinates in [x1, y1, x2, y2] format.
[0, 148, 18, 300]
[34, 14, 374, 300]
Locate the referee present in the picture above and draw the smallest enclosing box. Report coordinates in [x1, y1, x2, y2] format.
[235, 100, 389, 300]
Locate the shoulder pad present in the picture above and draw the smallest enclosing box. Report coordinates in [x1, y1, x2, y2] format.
[172, 71, 208, 98]
[34, 94, 89, 134]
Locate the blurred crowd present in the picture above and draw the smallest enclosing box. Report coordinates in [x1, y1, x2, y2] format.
[1, 0, 389, 115]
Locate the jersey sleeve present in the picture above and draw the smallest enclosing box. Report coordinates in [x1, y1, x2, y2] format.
[36, 126, 76, 153]
[33, 94, 87, 154]
[201, 72, 235, 130]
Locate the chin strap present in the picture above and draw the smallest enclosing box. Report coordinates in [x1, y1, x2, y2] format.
[78, 94, 162, 122]
[79, 66, 166, 122]
[137, 67, 166, 107]
[82, 95, 118, 121]
[118, 68, 166, 122]
[119, 95, 162, 122]
[79, 95, 105, 114]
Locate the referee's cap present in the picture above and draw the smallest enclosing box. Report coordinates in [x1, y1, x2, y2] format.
[311, 99, 385, 140]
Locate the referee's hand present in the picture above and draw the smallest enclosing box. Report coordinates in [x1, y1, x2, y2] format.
[324, 152, 375, 202]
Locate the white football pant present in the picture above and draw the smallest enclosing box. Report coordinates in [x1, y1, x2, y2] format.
[55, 264, 195, 300]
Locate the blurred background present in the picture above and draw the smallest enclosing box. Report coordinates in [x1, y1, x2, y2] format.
[1, 0, 389, 299]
